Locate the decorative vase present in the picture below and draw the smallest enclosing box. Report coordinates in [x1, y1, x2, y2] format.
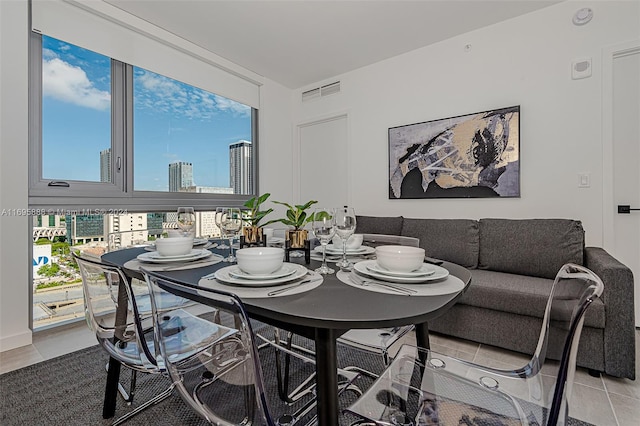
[242, 226, 264, 244]
[286, 229, 308, 249]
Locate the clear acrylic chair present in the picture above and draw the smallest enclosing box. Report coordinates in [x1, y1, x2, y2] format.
[337, 234, 421, 373]
[345, 263, 605, 426]
[74, 253, 215, 425]
[143, 268, 339, 425]
[269, 234, 421, 408]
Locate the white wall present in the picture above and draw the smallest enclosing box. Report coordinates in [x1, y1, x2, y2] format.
[257, 80, 296, 222]
[0, 0, 295, 351]
[2, 0, 637, 349]
[0, 0, 31, 351]
[293, 1, 640, 247]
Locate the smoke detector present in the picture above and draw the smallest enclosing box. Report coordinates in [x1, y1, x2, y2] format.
[573, 8, 593, 26]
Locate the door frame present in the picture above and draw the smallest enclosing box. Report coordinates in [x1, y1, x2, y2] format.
[293, 111, 351, 205]
[601, 39, 640, 250]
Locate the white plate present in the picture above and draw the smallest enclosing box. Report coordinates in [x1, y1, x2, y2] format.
[145, 248, 204, 260]
[137, 249, 212, 263]
[367, 262, 435, 278]
[214, 263, 308, 287]
[354, 260, 449, 283]
[228, 264, 298, 280]
[314, 245, 375, 255]
[146, 238, 209, 251]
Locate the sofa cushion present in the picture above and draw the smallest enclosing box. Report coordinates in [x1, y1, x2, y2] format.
[356, 215, 403, 235]
[478, 218, 585, 279]
[458, 269, 605, 329]
[401, 218, 479, 269]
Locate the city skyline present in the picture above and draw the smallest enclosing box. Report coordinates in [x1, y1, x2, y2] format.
[42, 35, 253, 191]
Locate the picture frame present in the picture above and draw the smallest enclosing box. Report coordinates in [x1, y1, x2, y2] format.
[389, 106, 520, 199]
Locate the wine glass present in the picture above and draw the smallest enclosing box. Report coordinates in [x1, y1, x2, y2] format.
[311, 208, 336, 274]
[176, 207, 196, 237]
[215, 207, 229, 249]
[220, 207, 242, 262]
[334, 207, 357, 270]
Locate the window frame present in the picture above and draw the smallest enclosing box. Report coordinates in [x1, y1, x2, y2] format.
[28, 32, 259, 213]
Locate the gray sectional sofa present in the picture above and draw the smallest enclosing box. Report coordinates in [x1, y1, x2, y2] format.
[355, 216, 636, 380]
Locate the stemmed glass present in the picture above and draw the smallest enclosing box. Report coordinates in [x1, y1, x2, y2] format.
[220, 207, 242, 262]
[334, 207, 357, 270]
[214, 207, 229, 249]
[176, 207, 196, 237]
[311, 208, 336, 274]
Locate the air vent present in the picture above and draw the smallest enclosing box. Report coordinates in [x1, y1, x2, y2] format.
[301, 81, 341, 102]
[321, 81, 341, 96]
[302, 87, 320, 102]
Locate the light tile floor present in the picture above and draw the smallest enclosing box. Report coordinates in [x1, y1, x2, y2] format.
[1, 322, 638, 425]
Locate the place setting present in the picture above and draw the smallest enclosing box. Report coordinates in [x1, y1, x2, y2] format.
[310, 207, 376, 268]
[337, 245, 465, 296]
[200, 247, 323, 298]
[125, 207, 223, 271]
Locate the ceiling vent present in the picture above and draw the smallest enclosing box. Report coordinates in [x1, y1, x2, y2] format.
[302, 81, 341, 102]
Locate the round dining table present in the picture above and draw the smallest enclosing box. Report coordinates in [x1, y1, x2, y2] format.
[102, 243, 472, 426]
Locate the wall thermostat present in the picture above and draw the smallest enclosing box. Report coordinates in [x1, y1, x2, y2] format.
[572, 57, 592, 79]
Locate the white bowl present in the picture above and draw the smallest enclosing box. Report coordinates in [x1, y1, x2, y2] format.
[332, 234, 364, 250]
[167, 229, 183, 238]
[375, 245, 425, 273]
[236, 247, 285, 275]
[155, 237, 194, 257]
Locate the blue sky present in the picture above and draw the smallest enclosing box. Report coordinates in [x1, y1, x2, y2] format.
[42, 36, 252, 191]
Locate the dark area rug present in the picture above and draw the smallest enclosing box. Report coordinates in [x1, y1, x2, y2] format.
[0, 324, 595, 426]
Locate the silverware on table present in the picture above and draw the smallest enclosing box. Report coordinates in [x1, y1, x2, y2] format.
[267, 275, 322, 296]
[201, 270, 218, 280]
[349, 273, 416, 296]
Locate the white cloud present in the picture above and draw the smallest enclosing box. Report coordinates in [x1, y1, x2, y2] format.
[135, 70, 250, 119]
[214, 95, 251, 116]
[43, 58, 110, 111]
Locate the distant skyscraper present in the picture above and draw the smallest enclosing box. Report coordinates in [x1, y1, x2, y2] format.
[168, 162, 193, 192]
[229, 140, 253, 194]
[100, 148, 111, 182]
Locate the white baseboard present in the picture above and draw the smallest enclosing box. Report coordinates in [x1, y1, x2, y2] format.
[0, 330, 33, 353]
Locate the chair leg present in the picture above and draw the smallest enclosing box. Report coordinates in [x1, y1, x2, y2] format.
[106, 361, 137, 403]
[111, 382, 174, 426]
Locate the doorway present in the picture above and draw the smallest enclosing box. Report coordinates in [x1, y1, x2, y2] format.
[603, 41, 640, 326]
[296, 114, 349, 209]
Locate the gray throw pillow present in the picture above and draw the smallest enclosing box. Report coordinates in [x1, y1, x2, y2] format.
[478, 218, 585, 279]
[401, 218, 479, 269]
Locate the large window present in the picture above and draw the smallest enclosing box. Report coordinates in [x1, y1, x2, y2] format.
[31, 210, 225, 329]
[132, 67, 253, 194]
[42, 36, 111, 183]
[30, 34, 258, 209]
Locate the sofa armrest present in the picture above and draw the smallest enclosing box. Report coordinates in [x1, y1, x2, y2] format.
[584, 247, 636, 379]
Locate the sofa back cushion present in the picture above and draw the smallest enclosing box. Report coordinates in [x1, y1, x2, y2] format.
[478, 218, 585, 279]
[401, 218, 479, 269]
[356, 215, 403, 235]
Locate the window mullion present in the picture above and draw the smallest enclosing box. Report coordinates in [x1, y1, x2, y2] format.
[111, 60, 127, 193]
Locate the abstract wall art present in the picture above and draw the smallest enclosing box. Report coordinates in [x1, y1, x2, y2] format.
[389, 106, 520, 199]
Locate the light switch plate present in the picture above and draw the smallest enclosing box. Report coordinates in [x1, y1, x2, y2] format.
[578, 173, 591, 188]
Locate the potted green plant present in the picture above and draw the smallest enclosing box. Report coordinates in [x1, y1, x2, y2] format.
[265, 199, 318, 248]
[242, 193, 274, 243]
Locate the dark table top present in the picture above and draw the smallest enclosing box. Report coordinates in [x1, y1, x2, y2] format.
[102, 244, 472, 338]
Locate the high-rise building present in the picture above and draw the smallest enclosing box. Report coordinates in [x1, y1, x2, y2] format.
[181, 185, 234, 194]
[104, 213, 158, 250]
[168, 161, 193, 192]
[65, 214, 104, 245]
[100, 148, 111, 182]
[229, 140, 253, 194]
